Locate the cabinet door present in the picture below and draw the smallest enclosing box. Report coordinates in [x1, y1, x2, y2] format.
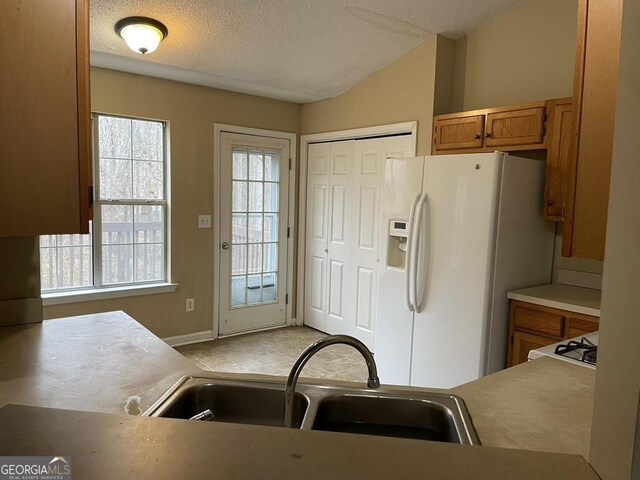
[563, 0, 623, 260]
[544, 99, 574, 221]
[511, 331, 559, 367]
[0, 0, 91, 236]
[433, 115, 484, 152]
[485, 107, 545, 148]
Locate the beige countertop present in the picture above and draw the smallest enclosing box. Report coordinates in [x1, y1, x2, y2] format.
[454, 357, 596, 458]
[0, 311, 198, 415]
[0, 404, 599, 480]
[0, 311, 600, 477]
[507, 283, 601, 316]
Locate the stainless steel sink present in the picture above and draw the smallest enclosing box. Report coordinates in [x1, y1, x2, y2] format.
[311, 394, 467, 442]
[148, 381, 309, 428]
[145, 377, 480, 445]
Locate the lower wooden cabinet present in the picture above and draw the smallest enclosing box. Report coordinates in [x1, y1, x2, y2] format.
[507, 300, 599, 367]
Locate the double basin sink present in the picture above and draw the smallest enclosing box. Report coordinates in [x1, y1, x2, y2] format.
[145, 376, 480, 445]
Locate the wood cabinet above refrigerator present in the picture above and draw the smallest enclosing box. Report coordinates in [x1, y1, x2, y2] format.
[0, 0, 92, 237]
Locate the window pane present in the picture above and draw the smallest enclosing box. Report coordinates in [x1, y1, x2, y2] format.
[265, 153, 279, 181]
[133, 160, 164, 200]
[135, 206, 164, 243]
[232, 181, 247, 212]
[100, 158, 132, 199]
[132, 120, 163, 161]
[135, 244, 164, 282]
[233, 150, 248, 180]
[232, 214, 247, 244]
[249, 152, 263, 181]
[248, 182, 263, 212]
[102, 205, 133, 245]
[264, 183, 279, 212]
[248, 214, 263, 243]
[102, 245, 134, 284]
[39, 223, 93, 292]
[98, 116, 131, 159]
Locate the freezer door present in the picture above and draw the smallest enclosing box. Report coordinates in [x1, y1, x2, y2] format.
[374, 156, 424, 386]
[410, 153, 502, 388]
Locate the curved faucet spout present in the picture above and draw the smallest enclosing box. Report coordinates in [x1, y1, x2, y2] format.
[283, 334, 380, 428]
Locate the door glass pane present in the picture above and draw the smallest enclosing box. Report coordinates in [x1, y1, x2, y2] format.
[263, 243, 277, 272]
[247, 274, 262, 303]
[232, 275, 247, 306]
[249, 182, 263, 211]
[265, 154, 279, 181]
[232, 214, 248, 244]
[247, 244, 262, 274]
[264, 183, 279, 212]
[248, 214, 263, 243]
[249, 152, 263, 181]
[232, 245, 247, 275]
[264, 214, 278, 242]
[228, 147, 282, 308]
[263, 273, 277, 302]
[233, 150, 248, 180]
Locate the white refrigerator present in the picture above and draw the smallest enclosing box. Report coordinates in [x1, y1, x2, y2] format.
[375, 152, 554, 388]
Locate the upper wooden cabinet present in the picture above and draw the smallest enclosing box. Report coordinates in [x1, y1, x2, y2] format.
[433, 101, 548, 154]
[0, 0, 92, 237]
[561, 0, 623, 260]
[543, 98, 574, 221]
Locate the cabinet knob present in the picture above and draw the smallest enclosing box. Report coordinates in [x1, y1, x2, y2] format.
[547, 200, 554, 206]
[474, 134, 481, 140]
[485, 132, 492, 138]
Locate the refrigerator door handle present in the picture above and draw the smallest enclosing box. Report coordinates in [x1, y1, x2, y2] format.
[411, 192, 429, 313]
[405, 194, 420, 312]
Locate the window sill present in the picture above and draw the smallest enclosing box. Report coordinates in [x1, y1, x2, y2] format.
[42, 283, 178, 306]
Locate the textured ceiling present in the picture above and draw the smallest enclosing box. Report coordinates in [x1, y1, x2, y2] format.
[90, 0, 525, 103]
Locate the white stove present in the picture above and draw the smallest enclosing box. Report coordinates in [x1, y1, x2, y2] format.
[528, 332, 598, 369]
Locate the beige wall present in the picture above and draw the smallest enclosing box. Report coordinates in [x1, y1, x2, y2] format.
[458, 0, 578, 111]
[589, 0, 640, 476]
[43, 68, 300, 338]
[300, 36, 438, 156]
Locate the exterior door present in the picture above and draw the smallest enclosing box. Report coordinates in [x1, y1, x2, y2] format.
[219, 133, 290, 335]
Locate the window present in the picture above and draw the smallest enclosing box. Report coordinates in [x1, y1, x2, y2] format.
[40, 114, 168, 293]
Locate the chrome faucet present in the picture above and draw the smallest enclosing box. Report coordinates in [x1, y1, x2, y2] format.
[283, 334, 380, 428]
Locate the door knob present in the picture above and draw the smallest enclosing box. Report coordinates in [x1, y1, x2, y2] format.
[221, 242, 230, 250]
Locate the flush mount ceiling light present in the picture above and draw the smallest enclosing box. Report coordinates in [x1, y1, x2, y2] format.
[115, 17, 168, 55]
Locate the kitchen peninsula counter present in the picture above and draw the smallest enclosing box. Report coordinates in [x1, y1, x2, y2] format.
[0, 311, 198, 415]
[0, 311, 599, 478]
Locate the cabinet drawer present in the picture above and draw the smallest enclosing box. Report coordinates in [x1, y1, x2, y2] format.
[567, 317, 599, 338]
[513, 306, 565, 337]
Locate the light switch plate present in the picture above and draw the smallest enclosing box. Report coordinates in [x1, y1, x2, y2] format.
[198, 215, 211, 229]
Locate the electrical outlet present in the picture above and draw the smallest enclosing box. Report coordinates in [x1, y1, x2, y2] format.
[185, 298, 195, 312]
[198, 215, 211, 229]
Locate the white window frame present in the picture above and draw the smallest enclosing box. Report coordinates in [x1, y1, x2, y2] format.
[42, 113, 176, 305]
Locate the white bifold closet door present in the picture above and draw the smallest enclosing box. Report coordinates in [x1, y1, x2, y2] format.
[304, 135, 414, 350]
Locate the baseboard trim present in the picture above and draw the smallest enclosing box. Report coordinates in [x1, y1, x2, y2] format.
[162, 330, 215, 347]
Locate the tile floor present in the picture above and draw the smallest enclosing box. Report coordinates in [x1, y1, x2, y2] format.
[175, 326, 369, 384]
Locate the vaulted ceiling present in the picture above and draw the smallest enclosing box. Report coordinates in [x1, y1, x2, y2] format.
[90, 0, 525, 103]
